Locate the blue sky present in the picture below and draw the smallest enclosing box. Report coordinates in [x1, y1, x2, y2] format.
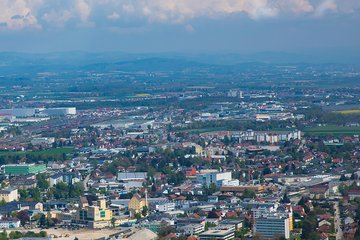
[0, 0, 359, 55]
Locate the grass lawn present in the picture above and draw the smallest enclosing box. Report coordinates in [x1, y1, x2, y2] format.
[0, 147, 74, 158]
[176, 126, 229, 134]
[304, 125, 360, 136]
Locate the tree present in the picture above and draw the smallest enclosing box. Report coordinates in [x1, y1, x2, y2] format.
[142, 206, 148, 217]
[0, 199, 6, 206]
[36, 173, 49, 190]
[340, 174, 348, 181]
[207, 208, 220, 219]
[111, 217, 116, 228]
[351, 173, 359, 180]
[242, 189, 256, 198]
[158, 225, 174, 237]
[134, 213, 142, 221]
[39, 214, 46, 227]
[0, 230, 7, 240]
[17, 210, 30, 226]
[281, 193, 291, 204]
[355, 227, 360, 240]
[262, 167, 272, 175]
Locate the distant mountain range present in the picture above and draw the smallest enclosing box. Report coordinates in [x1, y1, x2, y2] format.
[0, 51, 359, 74]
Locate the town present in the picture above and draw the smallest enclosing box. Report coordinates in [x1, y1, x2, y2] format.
[0, 63, 360, 240]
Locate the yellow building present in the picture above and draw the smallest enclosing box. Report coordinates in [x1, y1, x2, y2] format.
[0, 188, 19, 202]
[47, 210, 74, 222]
[76, 197, 113, 228]
[128, 193, 148, 217]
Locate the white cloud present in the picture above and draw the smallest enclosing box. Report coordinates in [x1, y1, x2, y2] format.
[185, 24, 195, 32]
[0, 0, 358, 30]
[108, 12, 120, 20]
[75, 0, 91, 22]
[314, 0, 338, 17]
[0, 0, 42, 30]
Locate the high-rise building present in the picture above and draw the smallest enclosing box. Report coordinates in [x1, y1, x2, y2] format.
[254, 215, 290, 239]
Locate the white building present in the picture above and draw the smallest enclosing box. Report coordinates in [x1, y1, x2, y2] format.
[179, 224, 205, 235]
[156, 202, 176, 212]
[41, 107, 77, 116]
[254, 215, 290, 239]
[31, 137, 55, 145]
[0, 217, 20, 228]
[117, 172, 147, 181]
[197, 172, 232, 187]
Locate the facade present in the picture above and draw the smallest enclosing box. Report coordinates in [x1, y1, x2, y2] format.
[41, 107, 76, 116]
[0, 108, 35, 117]
[0, 188, 19, 202]
[30, 137, 55, 145]
[197, 172, 232, 187]
[199, 229, 235, 240]
[0, 217, 21, 228]
[76, 198, 113, 229]
[128, 193, 148, 217]
[254, 215, 290, 239]
[178, 224, 205, 235]
[4, 164, 46, 175]
[156, 202, 175, 212]
[117, 172, 147, 181]
[9, 175, 37, 190]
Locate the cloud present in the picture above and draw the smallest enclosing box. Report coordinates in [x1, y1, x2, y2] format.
[314, 0, 338, 17]
[0, 0, 42, 30]
[0, 0, 359, 31]
[75, 0, 91, 22]
[108, 12, 120, 20]
[185, 24, 195, 32]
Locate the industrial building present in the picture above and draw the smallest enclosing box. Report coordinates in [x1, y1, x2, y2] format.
[4, 164, 46, 175]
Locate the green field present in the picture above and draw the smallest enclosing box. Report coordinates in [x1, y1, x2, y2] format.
[304, 125, 360, 136]
[176, 127, 229, 134]
[0, 147, 74, 158]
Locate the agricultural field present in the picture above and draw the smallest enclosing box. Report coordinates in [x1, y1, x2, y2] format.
[0, 147, 74, 159]
[335, 110, 360, 114]
[304, 125, 360, 136]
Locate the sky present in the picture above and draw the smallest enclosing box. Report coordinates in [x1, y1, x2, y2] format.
[0, 0, 360, 55]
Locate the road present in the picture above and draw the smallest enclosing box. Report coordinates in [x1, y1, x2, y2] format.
[83, 173, 91, 192]
[334, 201, 343, 240]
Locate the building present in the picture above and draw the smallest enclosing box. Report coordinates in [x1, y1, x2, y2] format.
[199, 228, 235, 240]
[4, 164, 46, 176]
[76, 197, 113, 229]
[49, 173, 63, 186]
[0, 201, 43, 215]
[128, 193, 148, 217]
[309, 184, 330, 200]
[31, 137, 55, 145]
[254, 215, 290, 239]
[0, 108, 35, 117]
[117, 172, 147, 181]
[178, 224, 205, 235]
[0, 188, 19, 202]
[220, 185, 276, 194]
[197, 172, 232, 187]
[0, 217, 20, 228]
[9, 175, 37, 190]
[348, 187, 360, 200]
[156, 202, 175, 212]
[41, 107, 76, 116]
